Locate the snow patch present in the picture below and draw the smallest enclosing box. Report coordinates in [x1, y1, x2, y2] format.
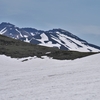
[0, 27, 7, 34]
[30, 32, 35, 36]
[24, 35, 28, 38]
[24, 37, 30, 43]
[37, 33, 49, 43]
[45, 52, 51, 54]
[15, 29, 23, 37]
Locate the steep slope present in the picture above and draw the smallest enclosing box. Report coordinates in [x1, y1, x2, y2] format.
[0, 53, 100, 100]
[0, 22, 100, 52]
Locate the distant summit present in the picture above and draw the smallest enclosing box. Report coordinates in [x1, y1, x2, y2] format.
[0, 22, 100, 52]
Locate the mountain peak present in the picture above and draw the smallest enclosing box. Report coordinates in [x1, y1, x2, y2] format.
[0, 22, 15, 27]
[0, 22, 100, 52]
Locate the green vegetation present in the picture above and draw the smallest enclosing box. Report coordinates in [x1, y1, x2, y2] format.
[0, 35, 98, 60]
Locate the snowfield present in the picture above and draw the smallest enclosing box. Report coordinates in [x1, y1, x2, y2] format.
[0, 54, 100, 100]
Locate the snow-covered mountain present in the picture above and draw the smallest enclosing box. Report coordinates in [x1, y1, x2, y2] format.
[0, 54, 100, 100]
[0, 22, 100, 52]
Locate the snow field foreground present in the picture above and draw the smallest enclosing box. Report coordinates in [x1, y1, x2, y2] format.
[0, 54, 100, 100]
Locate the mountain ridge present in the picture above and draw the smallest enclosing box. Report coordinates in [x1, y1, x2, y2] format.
[0, 22, 100, 52]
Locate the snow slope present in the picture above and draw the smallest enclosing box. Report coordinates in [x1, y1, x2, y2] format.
[0, 54, 100, 100]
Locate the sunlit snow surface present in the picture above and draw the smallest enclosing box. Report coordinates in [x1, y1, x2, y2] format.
[36, 32, 100, 52]
[0, 54, 100, 100]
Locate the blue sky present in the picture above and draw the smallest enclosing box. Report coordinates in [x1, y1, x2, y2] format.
[0, 0, 100, 46]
